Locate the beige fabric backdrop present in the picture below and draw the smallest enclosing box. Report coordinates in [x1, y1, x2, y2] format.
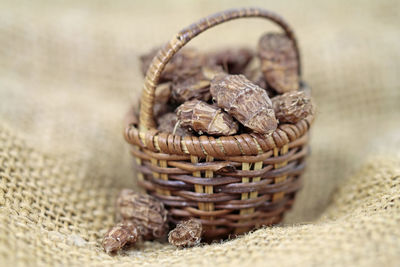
[1, 0, 400, 266]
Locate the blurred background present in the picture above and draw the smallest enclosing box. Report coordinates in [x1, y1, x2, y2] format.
[1, 0, 399, 224]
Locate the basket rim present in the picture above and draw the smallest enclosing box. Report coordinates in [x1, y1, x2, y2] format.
[124, 112, 313, 158]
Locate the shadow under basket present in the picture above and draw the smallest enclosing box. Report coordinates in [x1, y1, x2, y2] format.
[124, 7, 314, 241]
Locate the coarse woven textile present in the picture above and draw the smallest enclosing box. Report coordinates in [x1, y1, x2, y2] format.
[1, 0, 400, 266]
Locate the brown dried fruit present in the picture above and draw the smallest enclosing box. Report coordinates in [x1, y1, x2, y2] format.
[258, 33, 299, 93]
[168, 219, 202, 247]
[102, 220, 139, 254]
[171, 65, 225, 104]
[176, 99, 238, 136]
[243, 57, 276, 98]
[171, 74, 210, 103]
[208, 48, 253, 74]
[243, 57, 267, 88]
[116, 189, 168, 240]
[201, 65, 226, 81]
[210, 74, 278, 134]
[272, 91, 313, 123]
[157, 112, 190, 136]
[140, 47, 204, 82]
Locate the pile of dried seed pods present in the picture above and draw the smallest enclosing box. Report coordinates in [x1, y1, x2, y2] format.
[102, 190, 203, 253]
[139, 32, 313, 137]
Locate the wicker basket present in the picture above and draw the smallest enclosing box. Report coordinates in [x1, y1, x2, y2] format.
[124, 7, 314, 241]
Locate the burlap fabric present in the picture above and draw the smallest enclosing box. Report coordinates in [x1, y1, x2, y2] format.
[1, 0, 400, 266]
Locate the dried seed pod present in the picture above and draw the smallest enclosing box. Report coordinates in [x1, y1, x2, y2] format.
[258, 33, 299, 93]
[116, 189, 168, 240]
[272, 91, 313, 123]
[157, 112, 190, 136]
[243, 57, 276, 98]
[243, 58, 267, 88]
[171, 73, 211, 103]
[140, 47, 204, 82]
[210, 74, 278, 134]
[168, 219, 202, 247]
[102, 220, 139, 254]
[176, 99, 238, 136]
[171, 65, 225, 103]
[208, 48, 253, 74]
[201, 65, 226, 81]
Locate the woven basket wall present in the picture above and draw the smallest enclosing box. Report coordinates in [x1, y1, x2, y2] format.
[124, 7, 314, 240]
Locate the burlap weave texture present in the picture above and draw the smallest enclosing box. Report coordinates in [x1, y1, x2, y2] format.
[1, 0, 400, 266]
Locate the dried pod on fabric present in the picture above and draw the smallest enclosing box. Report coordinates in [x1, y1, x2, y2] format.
[116, 189, 168, 240]
[176, 99, 238, 136]
[210, 74, 278, 134]
[258, 33, 299, 93]
[102, 221, 139, 254]
[168, 219, 202, 248]
[272, 91, 313, 123]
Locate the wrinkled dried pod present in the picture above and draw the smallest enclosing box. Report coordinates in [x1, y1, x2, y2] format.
[208, 48, 253, 74]
[102, 220, 139, 254]
[157, 112, 190, 136]
[171, 65, 225, 103]
[258, 33, 299, 93]
[140, 47, 204, 82]
[171, 73, 210, 103]
[116, 189, 168, 240]
[210, 74, 278, 134]
[243, 57, 266, 88]
[168, 219, 202, 248]
[272, 91, 313, 123]
[176, 99, 238, 136]
[243, 57, 276, 97]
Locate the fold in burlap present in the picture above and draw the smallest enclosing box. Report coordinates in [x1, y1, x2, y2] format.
[0, 0, 400, 266]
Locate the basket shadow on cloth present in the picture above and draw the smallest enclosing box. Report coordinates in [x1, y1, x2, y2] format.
[124, 7, 314, 241]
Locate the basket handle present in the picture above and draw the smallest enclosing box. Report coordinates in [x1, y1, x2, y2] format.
[139, 7, 301, 130]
